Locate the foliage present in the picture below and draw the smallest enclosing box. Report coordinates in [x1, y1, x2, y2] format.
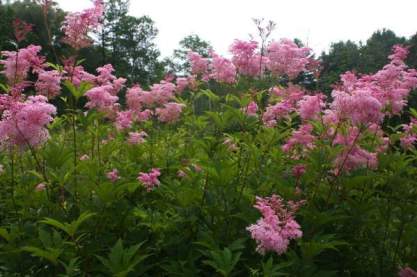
[99, 0, 164, 86]
[0, 2, 417, 277]
[165, 34, 212, 74]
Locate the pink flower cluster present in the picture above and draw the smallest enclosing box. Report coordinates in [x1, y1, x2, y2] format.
[118, 80, 185, 126]
[273, 45, 416, 174]
[329, 89, 384, 126]
[334, 46, 417, 117]
[187, 51, 237, 84]
[85, 64, 126, 115]
[187, 51, 209, 77]
[400, 118, 417, 149]
[35, 70, 62, 98]
[223, 138, 238, 151]
[115, 110, 134, 130]
[175, 77, 189, 94]
[63, 59, 96, 86]
[85, 85, 119, 112]
[399, 267, 417, 277]
[247, 194, 304, 255]
[282, 124, 316, 154]
[95, 64, 127, 94]
[245, 101, 258, 116]
[137, 168, 161, 192]
[266, 39, 311, 79]
[0, 95, 56, 149]
[128, 131, 148, 145]
[318, 45, 416, 173]
[62, 0, 104, 49]
[229, 40, 264, 77]
[297, 94, 325, 121]
[106, 168, 120, 183]
[210, 52, 237, 84]
[188, 39, 314, 82]
[125, 81, 176, 110]
[156, 102, 186, 123]
[262, 85, 305, 127]
[332, 127, 378, 174]
[0, 45, 44, 85]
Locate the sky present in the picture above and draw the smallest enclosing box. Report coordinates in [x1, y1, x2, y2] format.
[56, 0, 417, 58]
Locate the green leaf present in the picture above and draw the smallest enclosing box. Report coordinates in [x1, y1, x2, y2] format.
[97, 239, 148, 276]
[0, 228, 11, 242]
[40, 212, 96, 237]
[22, 246, 62, 265]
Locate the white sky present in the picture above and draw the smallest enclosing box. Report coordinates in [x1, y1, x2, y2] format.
[56, 0, 417, 58]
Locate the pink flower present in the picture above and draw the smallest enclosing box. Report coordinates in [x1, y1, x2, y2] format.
[0, 95, 56, 149]
[138, 168, 161, 192]
[271, 84, 305, 104]
[262, 101, 293, 127]
[245, 101, 258, 116]
[115, 111, 133, 130]
[155, 102, 185, 123]
[292, 164, 306, 178]
[126, 86, 143, 111]
[329, 90, 383, 126]
[223, 138, 238, 151]
[95, 64, 126, 95]
[177, 169, 187, 178]
[128, 131, 147, 145]
[400, 119, 417, 149]
[149, 81, 176, 105]
[229, 40, 264, 77]
[35, 70, 62, 98]
[266, 39, 311, 79]
[80, 154, 90, 161]
[262, 85, 307, 127]
[0, 45, 44, 85]
[187, 51, 209, 76]
[401, 135, 417, 150]
[13, 18, 33, 43]
[350, 92, 383, 126]
[193, 164, 202, 172]
[398, 267, 417, 277]
[297, 94, 325, 121]
[332, 129, 378, 174]
[106, 168, 120, 183]
[85, 85, 119, 112]
[136, 109, 152, 122]
[176, 77, 189, 94]
[35, 183, 46, 192]
[389, 45, 409, 65]
[333, 46, 417, 116]
[282, 124, 316, 154]
[63, 61, 95, 86]
[62, 0, 104, 49]
[247, 194, 304, 255]
[210, 52, 237, 84]
[96, 64, 116, 85]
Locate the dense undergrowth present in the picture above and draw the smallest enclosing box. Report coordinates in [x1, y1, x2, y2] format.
[0, 1, 417, 276]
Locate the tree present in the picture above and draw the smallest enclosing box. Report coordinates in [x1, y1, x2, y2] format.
[0, 4, 14, 51]
[99, 0, 163, 86]
[165, 34, 212, 74]
[0, 0, 66, 61]
[407, 32, 417, 69]
[319, 40, 361, 93]
[359, 29, 406, 73]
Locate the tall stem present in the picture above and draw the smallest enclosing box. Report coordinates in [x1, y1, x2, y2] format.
[9, 150, 18, 219]
[72, 112, 78, 187]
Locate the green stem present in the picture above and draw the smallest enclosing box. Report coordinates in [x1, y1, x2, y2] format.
[9, 150, 18, 219]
